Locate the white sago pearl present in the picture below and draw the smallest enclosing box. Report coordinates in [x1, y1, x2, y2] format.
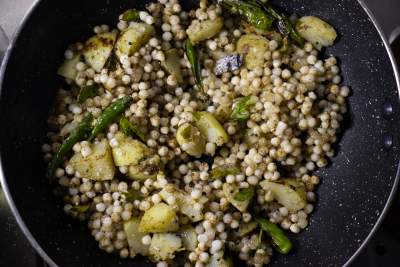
[81, 146, 92, 157]
[205, 142, 216, 155]
[199, 252, 209, 263]
[211, 240, 223, 251]
[96, 203, 106, 212]
[145, 16, 154, 25]
[109, 138, 119, 147]
[157, 262, 168, 267]
[142, 235, 152, 245]
[191, 189, 202, 199]
[197, 233, 208, 243]
[226, 175, 235, 183]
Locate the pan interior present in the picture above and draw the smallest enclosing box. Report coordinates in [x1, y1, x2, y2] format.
[0, 0, 399, 266]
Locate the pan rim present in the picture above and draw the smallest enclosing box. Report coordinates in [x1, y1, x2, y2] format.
[0, 0, 58, 266]
[0, 1, 399, 267]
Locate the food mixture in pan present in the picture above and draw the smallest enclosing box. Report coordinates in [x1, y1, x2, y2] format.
[43, 0, 349, 266]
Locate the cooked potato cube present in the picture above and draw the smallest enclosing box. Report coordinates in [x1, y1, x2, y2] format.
[162, 49, 183, 83]
[138, 203, 179, 233]
[187, 17, 224, 44]
[115, 23, 154, 61]
[57, 53, 81, 80]
[176, 123, 206, 157]
[124, 217, 150, 256]
[296, 16, 337, 50]
[128, 155, 161, 180]
[178, 226, 198, 251]
[260, 180, 306, 212]
[193, 112, 228, 146]
[283, 178, 307, 202]
[149, 233, 182, 262]
[222, 184, 251, 212]
[112, 132, 153, 167]
[159, 185, 203, 222]
[69, 139, 115, 181]
[83, 32, 117, 72]
[236, 34, 269, 70]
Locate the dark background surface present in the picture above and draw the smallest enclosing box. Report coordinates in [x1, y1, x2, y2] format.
[1, 0, 400, 267]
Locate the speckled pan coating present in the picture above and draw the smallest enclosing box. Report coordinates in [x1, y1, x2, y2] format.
[0, 0, 399, 267]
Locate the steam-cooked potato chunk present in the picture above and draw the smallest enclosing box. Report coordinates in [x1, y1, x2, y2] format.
[187, 17, 224, 44]
[128, 155, 162, 180]
[149, 233, 182, 262]
[83, 32, 117, 72]
[260, 180, 306, 212]
[296, 16, 337, 50]
[124, 217, 150, 256]
[138, 203, 179, 233]
[115, 23, 154, 61]
[236, 34, 269, 70]
[69, 139, 115, 181]
[222, 184, 252, 212]
[162, 48, 183, 83]
[178, 226, 198, 251]
[193, 112, 228, 146]
[159, 185, 204, 222]
[176, 123, 206, 157]
[111, 132, 153, 167]
[57, 53, 81, 80]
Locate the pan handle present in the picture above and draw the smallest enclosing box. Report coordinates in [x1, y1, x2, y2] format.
[0, 26, 9, 63]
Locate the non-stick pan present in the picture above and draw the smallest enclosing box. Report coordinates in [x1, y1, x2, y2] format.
[0, 0, 399, 266]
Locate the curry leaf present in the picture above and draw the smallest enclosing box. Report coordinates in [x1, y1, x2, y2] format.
[234, 188, 255, 201]
[184, 39, 202, 89]
[210, 165, 241, 179]
[121, 9, 140, 22]
[71, 204, 91, 213]
[230, 96, 256, 122]
[123, 188, 144, 202]
[119, 116, 147, 143]
[78, 84, 99, 103]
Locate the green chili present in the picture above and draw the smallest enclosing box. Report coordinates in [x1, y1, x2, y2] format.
[89, 96, 133, 140]
[184, 39, 202, 88]
[219, 0, 274, 31]
[257, 218, 293, 254]
[265, 6, 305, 48]
[119, 116, 146, 143]
[47, 113, 93, 180]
